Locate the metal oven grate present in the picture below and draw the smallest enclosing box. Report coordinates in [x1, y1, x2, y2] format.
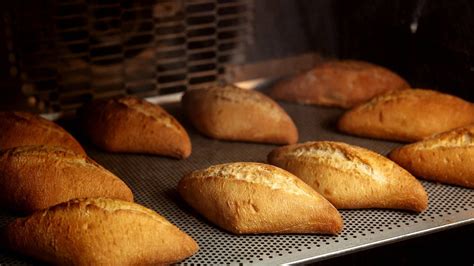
[4, 0, 252, 112]
[0, 100, 472, 264]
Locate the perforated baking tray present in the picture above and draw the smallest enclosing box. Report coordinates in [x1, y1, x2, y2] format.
[0, 99, 472, 265]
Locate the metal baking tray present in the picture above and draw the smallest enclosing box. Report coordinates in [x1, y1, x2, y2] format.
[0, 97, 472, 265]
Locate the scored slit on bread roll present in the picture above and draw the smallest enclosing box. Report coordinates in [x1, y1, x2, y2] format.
[4, 198, 199, 265]
[0, 145, 133, 213]
[178, 162, 343, 235]
[0, 111, 85, 154]
[268, 141, 428, 212]
[338, 89, 474, 142]
[182, 85, 298, 145]
[270, 60, 409, 108]
[389, 125, 474, 189]
[82, 96, 191, 159]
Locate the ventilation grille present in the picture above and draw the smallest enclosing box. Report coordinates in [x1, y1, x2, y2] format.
[8, 0, 252, 112]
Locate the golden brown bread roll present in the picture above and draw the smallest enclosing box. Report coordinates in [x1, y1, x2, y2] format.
[178, 162, 343, 234]
[182, 85, 298, 145]
[0, 111, 85, 154]
[338, 89, 474, 142]
[268, 141, 428, 212]
[270, 60, 409, 108]
[4, 198, 199, 265]
[82, 96, 191, 159]
[0, 145, 133, 213]
[389, 126, 474, 189]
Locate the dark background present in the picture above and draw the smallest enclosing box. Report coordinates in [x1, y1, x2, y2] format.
[248, 0, 474, 101]
[315, 224, 473, 266]
[1, 0, 473, 109]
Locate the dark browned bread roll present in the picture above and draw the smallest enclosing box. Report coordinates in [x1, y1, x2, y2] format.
[270, 60, 409, 108]
[82, 96, 191, 159]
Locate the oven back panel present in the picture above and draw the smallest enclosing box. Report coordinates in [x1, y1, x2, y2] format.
[1, 0, 473, 108]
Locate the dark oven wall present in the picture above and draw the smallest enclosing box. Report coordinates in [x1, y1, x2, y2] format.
[336, 0, 474, 102]
[1, 0, 473, 111]
[247, 0, 474, 101]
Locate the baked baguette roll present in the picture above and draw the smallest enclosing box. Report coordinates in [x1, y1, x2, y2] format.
[0, 111, 85, 154]
[338, 89, 474, 142]
[178, 162, 343, 234]
[0, 145, 133, 213]
[389, 126, 474, 189]
[4, 198, 199, 265]
[82, 96, 191, 159]
[270, 60, 409, 108]
[182, 85, 298, 144]
[268, 141, 428, 212]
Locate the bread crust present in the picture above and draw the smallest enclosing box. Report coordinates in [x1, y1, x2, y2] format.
[338, 89, 474, 142]
[178, 162, 343, 234]
[270, 60, 409, 108]
[182, 85, 298, 144]
[82, 96, 191, 158]
[389, 126, 474, 188]
[0, 111, 85, 154]
[4, 198, 199, 265]
[0, 145, 134, 213]
[268, 141, 428, 212]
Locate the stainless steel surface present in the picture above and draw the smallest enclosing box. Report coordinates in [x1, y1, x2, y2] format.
[0, 100, 472, 264]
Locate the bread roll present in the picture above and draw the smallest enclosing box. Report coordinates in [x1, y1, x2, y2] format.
[268, 141, 428, 212]
[0, 145, 133, 213]
[182, 85, 298, 144]
[338, 89, 474, 142]
[270, 60, 409, 108]
[0, 111, 85, 154]
[178, 162, 343, 234]
[82, 96, 191, 159]
[389, 126, 474, 189]
[4, 198, 199, 265]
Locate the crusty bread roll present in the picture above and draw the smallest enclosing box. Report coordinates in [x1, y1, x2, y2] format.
[82, 96, 191, 159]
[338, 89, 474, 142]
[4, 198, 199, 265]
[0, 111, 85, 154]
[268, 141, 428, 212]
[0, 145, 133, 213]
[182, 85, 298, 144]
[178, 162, 343, 234]
[270, 60, 409, 108]
[389, 126, 474, 189]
